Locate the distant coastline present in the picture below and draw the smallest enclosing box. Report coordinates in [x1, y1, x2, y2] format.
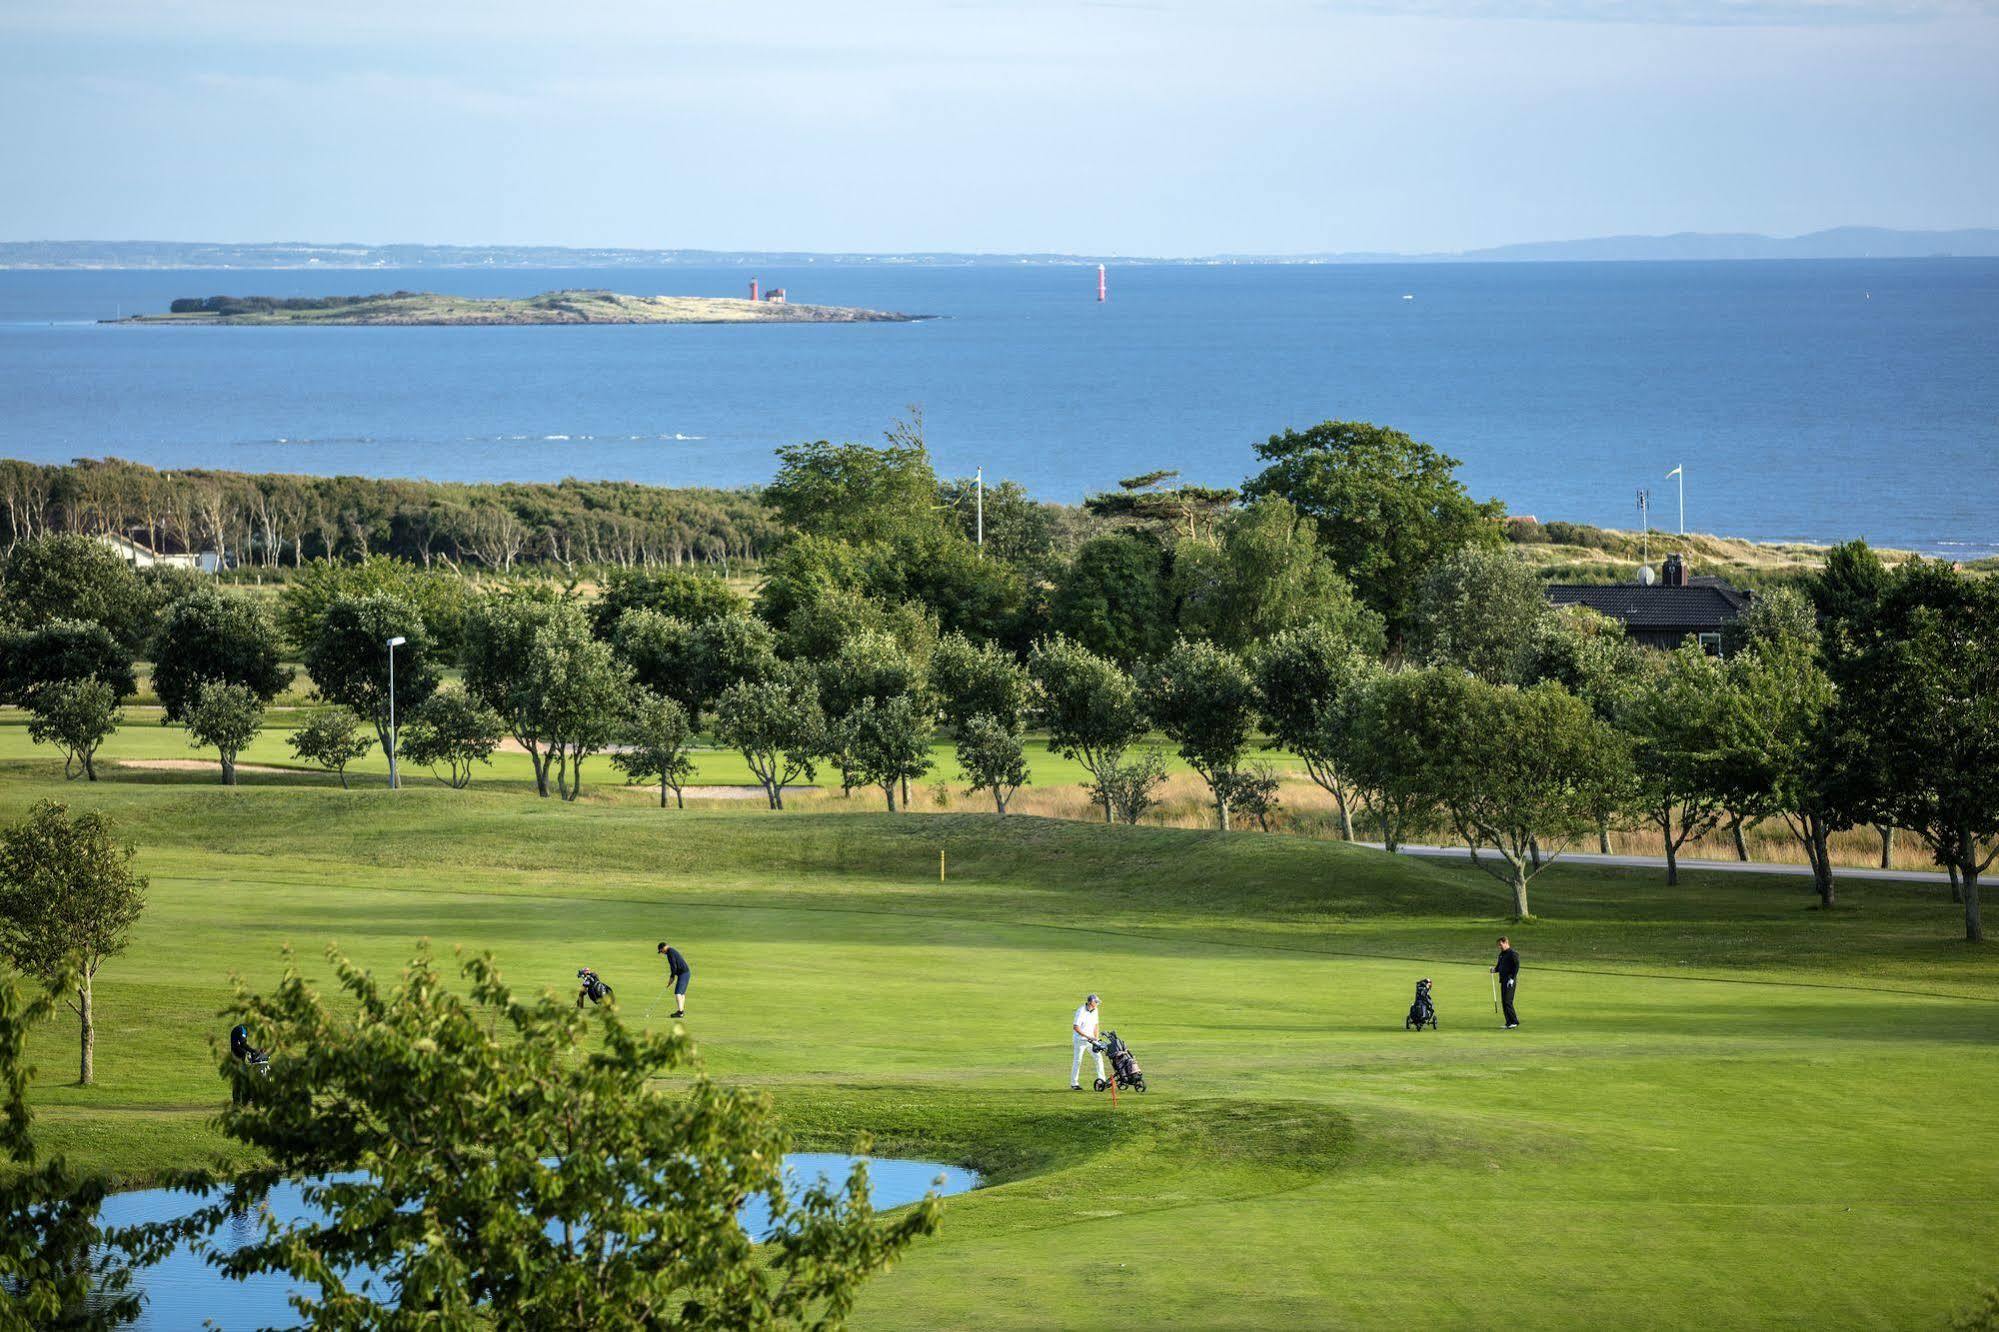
[111, 289, 929, 326]
[8, 226, 1999, 270]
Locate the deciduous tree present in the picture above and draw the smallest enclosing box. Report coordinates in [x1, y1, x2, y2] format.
[1411, 672, 1632, 918]
[613, 690, 697, 809]
[1410, 542, 1550, 684]
[1829, 561, 1999, 940]
[302, 592, 439, 762]
[0, 619, 136, 706]
[1241, 420, 1505, 642]
[1171, 498, 1384, 655]
[27, 679, 121, 782]
[1622, 643, 1734, 885]
[1143, 639, 1259, 832]
[183, 680, 265, 786]
[285, 706, 374, 789]
[956, 714, 1029, 815]
[148, 944, 939, 1328]
[1048, 534, 1171, 667]
[401, 691, 504, 790]
[1028, 637, 1147, 823]
[832, 694, 934, 812]
[0, 802, 146, 1087]
[150, 586, 292, 722]
[713, 667, 825, 810]
[1252, 624, 1378, 841]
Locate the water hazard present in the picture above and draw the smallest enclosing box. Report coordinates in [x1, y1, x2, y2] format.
[95, 1153, 978, 1329]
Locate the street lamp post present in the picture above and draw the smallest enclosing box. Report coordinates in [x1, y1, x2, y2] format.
[386, 635, 407, 790]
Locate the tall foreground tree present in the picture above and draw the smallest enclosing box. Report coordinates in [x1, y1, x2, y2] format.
[147, 945, 939, 1328]
[0, 802, 146, 1087]
[1241, 420, 1504, 642]
[1829, 561, 1999, 941]
[1253, 623, 1379, 841]
[1029, 637, 1148, 823]
[1143, 639, 1259, 832]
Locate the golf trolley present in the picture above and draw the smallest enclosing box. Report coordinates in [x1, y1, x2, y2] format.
[1090, 1029, 1147, 1093]
[1405, 978, 1438, 1031]
[575, 967, 614, 1008]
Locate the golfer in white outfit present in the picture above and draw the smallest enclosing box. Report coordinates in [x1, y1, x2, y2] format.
[1070, 993, 1104, 1090]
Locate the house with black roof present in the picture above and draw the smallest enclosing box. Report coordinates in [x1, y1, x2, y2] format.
[1545, 554, 1750, 652]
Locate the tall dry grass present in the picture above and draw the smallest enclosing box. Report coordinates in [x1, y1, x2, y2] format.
[670, 767, 1969, 875]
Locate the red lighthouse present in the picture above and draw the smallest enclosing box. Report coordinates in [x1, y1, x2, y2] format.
[749, 278, 760, 302]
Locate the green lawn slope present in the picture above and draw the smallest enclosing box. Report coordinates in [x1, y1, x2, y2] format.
[3, 768, 1995, 1327]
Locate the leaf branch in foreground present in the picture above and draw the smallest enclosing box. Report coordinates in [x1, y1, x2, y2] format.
[141, 944, 938, 1329]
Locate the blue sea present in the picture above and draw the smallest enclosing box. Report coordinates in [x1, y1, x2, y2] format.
[2, 260, 1995, 555]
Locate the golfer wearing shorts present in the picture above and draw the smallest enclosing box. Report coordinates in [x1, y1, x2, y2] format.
[1070, 993, 1104, 1090]
[658, 942, 691, 1019]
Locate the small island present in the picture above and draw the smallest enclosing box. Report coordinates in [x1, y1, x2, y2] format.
[115, 288, 928, 326]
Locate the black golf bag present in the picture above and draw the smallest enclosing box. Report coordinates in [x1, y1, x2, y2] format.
[229, 1023, 269, 1069]
[1405, 978, 1437, 1031]
[576, 968, 614, 1008]
[1091, 1030, 1146, 1093]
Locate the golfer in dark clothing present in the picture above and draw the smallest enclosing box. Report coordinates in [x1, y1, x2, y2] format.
[1491, 936, 1521, 1028]
[658, 942, 691, 1019]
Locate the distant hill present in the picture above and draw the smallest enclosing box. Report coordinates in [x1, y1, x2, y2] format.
[3, 227, 1996, 269]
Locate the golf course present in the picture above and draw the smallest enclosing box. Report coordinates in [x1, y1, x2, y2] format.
[7, 733, 1996, 1328]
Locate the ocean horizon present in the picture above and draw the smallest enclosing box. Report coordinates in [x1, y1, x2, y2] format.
[3, 258, 1995, 557]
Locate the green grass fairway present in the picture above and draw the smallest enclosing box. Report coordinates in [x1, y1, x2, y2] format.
[4, 774, 1996, 1327]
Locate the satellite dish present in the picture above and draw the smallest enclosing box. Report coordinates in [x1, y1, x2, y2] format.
[1638, 565, 1657, 586]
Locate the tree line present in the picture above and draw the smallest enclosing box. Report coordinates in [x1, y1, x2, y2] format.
[0, 458, 781, 572]
[4, 419, 1993, 939]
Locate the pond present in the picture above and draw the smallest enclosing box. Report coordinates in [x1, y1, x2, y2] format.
[96, 1153, 979, 1330]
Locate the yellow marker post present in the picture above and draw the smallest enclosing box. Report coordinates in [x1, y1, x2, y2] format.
[939, 849, 947, 882]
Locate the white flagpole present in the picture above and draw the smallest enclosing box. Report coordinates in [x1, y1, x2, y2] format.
[1666, 465, 1684, 534]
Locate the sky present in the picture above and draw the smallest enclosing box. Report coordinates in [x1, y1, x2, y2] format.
[2, 0, 1995, 255]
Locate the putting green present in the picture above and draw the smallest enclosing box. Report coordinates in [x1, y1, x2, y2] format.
[4, 771, 1996, 1327]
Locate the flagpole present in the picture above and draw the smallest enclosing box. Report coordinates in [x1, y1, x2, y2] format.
[1666, 465, 1684, 535]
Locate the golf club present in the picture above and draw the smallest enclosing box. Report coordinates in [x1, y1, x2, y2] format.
[642, 985, 672, 1021]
